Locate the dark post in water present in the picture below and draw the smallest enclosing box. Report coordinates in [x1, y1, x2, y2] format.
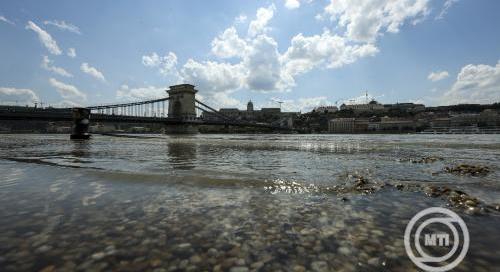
[70, 107, 91, 140]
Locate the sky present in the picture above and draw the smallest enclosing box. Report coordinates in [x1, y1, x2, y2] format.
[0, 0, 499, 112]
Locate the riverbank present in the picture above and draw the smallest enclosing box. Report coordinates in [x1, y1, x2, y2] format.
[0, 134, 499, 271]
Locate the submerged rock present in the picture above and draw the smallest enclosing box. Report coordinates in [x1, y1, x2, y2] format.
[423, 185, 492, 214]
[444, 164, 491, 176]
[400, 156, 444, 164]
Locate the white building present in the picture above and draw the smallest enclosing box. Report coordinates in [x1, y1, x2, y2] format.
[340, 100, 385, 112]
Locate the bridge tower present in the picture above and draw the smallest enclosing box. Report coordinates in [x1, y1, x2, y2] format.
[165, 84, 199, 133]
[167, 84, 197, 120]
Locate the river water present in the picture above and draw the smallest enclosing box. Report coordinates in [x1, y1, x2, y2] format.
[0, 134, 499, 271]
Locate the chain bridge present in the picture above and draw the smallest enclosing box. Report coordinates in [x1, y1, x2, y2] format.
[0, 84, 292, 139]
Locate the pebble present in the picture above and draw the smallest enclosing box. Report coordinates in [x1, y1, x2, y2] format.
[150, 259, 162, 267]
[91, 252, 106, 261]
[39, 265, 55, 272]
[189, 255, 202, 264]
[177, 243, 191, 249]
[367, 257, 379, 266]
[338, 246, 351, 255]
[465, 200, 477, 207]
[229, 266, 249, 272]
[310, 261, 328, 272]
[293, 265, 306, 272]
[251, 261, 264, 269]
[35, 245, 51, 254]
[207, 248, 218, 257]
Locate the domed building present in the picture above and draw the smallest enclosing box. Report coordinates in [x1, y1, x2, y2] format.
[247, 100, 254, 112]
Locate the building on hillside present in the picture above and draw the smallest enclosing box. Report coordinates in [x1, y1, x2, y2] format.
[384, 103, 425, 113]
[479, 109, 500, 126]
[329, 116, 418, 133]
[328, 118, 355, 133]
[449, 110, 500, 127]
[201, 101, 300, 124]
[315, 106, 338, 113]
[379, 116, 416, 131]
[340, 100, 385, 112]
[430, 117, 451, 128]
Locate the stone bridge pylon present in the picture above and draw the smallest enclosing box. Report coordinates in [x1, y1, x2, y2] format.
[167, 84, 198, 120]
[165, 84, 199, 134]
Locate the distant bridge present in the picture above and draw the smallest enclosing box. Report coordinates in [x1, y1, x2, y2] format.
[0, 84, 293, 138]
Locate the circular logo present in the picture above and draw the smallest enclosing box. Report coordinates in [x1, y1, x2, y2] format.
[404, 207, 469, 272]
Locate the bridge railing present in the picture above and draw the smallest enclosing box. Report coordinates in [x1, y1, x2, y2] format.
[87, 97, 170, 118]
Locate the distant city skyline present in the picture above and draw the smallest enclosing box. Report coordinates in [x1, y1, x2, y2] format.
[1, 0, 499, 112]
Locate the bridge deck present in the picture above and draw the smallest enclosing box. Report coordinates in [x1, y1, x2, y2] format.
[0, 111, 289, 130]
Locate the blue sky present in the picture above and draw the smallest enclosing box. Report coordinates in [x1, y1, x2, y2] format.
[1, 0, 499, 111]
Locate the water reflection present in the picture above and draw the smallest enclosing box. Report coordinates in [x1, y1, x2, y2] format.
[70, 139, 91, 159]
[167, 141, 197, 170]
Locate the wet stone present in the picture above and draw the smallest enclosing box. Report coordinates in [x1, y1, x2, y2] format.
[310, 261, 328, 272]
[91, 252, 106, 261]
[150, 259, 162, 267]
[444, 164, 491, 176]
[207, 248, 218, 257]
[189, 254, 202, 264]
[229, 266, 249, 272]
[39, 265, 56, 272]
[338, 246, 351, 255]
[293, 265, 306, 272]
[367, 257, 380, 266]
[402, 156, 443, 164]
[251, 261, 264, 269]
[35, 245, 52, 254]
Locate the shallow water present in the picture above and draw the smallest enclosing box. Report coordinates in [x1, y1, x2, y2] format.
[0, 134, 499, 271]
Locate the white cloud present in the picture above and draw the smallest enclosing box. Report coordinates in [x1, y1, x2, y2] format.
[248, 4, 275, 37]
[284, 96, 333, 112]
[43, 20, 81, 34]
[168, 15, 376, 95]
[67, 48, 76, 58]
[285, 0, 301, 9]
[211, 92, 243, 108]
[244, 35, 288, 91]
[439, 61, 500, 105]
[80, 63, 106, 81]
[41, 56, 73, 77]
[235, 14, 247, 24]
[211, 27, 248, 58]
[116, 85, 167, 100]
[51, 100, 83, 108]
[258, 96, 333, 112]
[322, 0, 430, 42]
[142, 52, 178, 76]
[343, 92, 381, 105]
[436, 0, 459, 20]
[0, 87, 38, 104]
[282, 30, 378, 78]
[428, 70, 449, 82]
[178, 34, 292, 94]
[0, 15, 15, 25]
[144, 3, 414, 103]
[25, 21, 62, 55]
[49, 78, 86, 100]
[180, 59, 244, 93]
